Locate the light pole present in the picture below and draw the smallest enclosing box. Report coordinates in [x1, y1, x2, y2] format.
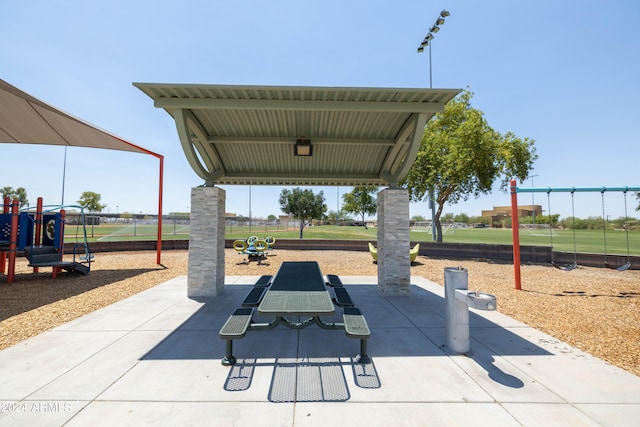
[61, 146, 67, 205]
[417, 9, 450, 241]
[417, 9, 450, 89]
[336, 186, 340, 225]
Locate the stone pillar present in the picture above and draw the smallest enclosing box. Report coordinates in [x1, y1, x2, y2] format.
[377, 188, 411, 295]
[187, 186, 226, 299]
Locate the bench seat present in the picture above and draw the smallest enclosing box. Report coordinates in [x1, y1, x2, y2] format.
[254, 275, 272, 286]
[241, 287, 267, 307]
[326, 274, 343, 287]
[219, 307, 254, 340]
[332, 286, 354, 307]
[220, 307, 255, 366]
[343, 307, 370, 339]
[342, 307, 371, 364]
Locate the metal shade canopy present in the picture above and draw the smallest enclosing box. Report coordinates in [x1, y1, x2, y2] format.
[134, 83, 461, 187]
[0, 78, 165, 265]
[0, 79, 152, 155]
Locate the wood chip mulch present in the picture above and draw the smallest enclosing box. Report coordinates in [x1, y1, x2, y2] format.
[1, 249, 638, 377]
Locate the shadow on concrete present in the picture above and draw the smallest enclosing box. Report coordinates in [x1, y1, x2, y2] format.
[222, 356, 381, 402]
[140, 283, 552, 362]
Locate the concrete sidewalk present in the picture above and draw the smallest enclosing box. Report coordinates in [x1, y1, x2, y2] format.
[0, 275, 639, 426]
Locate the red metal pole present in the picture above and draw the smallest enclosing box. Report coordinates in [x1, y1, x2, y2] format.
[510, 179, 522, 290]
[1, 196, 9, 274]
[156, 155, 164, 265]
[7, 199, 19, 283]
[108, 137, 164, 267]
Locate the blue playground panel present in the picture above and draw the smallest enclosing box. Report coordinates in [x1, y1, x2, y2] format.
[42, 213, 63, 248]
[0, 212, 63, 250]
[0, 212, 33, 250]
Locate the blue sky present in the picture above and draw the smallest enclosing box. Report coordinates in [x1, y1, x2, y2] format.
[1, 1, 639, 220]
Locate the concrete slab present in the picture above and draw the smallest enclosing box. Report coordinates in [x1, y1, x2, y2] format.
[0, 275, 639, 427]
[65, 401, 294, 427]
[0, 330, 126, 400]
[29, 330, 171, 401]
[293, 402, 522, 427]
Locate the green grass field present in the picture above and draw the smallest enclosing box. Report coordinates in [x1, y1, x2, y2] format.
[434, 227, 639, 255]
[66, 223, 640, 256]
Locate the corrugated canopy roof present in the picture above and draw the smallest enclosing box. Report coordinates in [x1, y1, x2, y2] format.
[134, 83, 461, 186]
[0, 78, 154, 155]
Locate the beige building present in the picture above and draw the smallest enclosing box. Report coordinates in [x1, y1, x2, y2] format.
[481, 205, 542, 228]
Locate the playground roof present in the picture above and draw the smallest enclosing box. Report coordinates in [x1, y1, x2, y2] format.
[0, 78, 164, 265]
[0, 79, 154, 156]
[134, 83, 461, 187]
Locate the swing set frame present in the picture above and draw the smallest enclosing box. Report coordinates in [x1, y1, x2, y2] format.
[509, 180, 639, 290]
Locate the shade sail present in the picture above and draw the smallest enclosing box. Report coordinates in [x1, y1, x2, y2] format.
[1, 78, 152, 155]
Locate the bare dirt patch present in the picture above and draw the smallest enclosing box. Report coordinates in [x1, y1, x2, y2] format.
[1, 249, 638, 376]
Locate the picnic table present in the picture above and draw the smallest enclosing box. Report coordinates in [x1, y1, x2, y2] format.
[219, 261, 371, 365]
[258, 261, 335, 319]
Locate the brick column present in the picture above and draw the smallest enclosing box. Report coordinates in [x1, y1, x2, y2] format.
[377, 188, 411, 295]
[187, 186, 226, 298]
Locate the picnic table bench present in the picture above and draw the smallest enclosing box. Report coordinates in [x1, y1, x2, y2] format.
[219, 262, 371, 365]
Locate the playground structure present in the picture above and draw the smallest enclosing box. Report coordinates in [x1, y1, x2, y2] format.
[232, 236, 275, 265]
[0, 196, 93, 283]
[510, 180, 640, 289]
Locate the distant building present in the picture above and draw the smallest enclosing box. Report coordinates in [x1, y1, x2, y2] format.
[481, 205, 542, 228]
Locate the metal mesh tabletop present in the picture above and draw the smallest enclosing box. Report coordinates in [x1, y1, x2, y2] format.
[258, 262, 335, 316]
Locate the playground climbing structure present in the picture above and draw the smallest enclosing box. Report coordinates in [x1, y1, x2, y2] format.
[0, 196, 93, 283]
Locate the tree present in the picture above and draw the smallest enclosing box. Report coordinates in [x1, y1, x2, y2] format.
[453, 213, 470, 224]
[77, 191, 106, 213]
[279, 188, 327, 239]
[326, 209, 351, 224]
[77, 191, 105, 226]
[468, 215, 487, 226]
[77, 191, 106, 236]
[402, 89, 537, 241]
[341, 186, 378, 228]
[442, 213, 455, 222]
[1, 186, 28, 208]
